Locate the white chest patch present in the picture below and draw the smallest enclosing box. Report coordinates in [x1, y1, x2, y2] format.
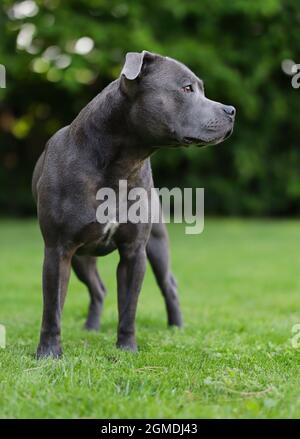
[103, 220, 119, 244]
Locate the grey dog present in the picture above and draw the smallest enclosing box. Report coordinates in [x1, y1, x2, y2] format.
[32, 51, 236, 358]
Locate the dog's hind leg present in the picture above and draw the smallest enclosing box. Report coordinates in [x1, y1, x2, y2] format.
[37, 246, 73, 359]
[146, 222, 183, 327]
[71, 255, 106, 331]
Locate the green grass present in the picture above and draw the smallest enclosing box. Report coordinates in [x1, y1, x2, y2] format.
[1, 219, 300, 418]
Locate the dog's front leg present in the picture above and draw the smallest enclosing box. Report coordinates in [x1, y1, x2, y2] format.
[116, 245, 146, 352]
[36, 246, 72, 359]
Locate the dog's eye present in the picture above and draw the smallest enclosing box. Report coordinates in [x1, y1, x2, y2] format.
[182, 85, 194, 93]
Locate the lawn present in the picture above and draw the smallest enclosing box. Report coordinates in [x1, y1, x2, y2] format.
[1, 218, 300, 419]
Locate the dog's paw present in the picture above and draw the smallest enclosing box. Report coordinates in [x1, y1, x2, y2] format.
[36, 343, 62, 359]
[116, 337, 138, 352]
[168, 314, 183, 328]
[84, 320, 100, 332]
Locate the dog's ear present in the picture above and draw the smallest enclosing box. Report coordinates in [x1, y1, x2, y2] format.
[121, 50, 154, 81]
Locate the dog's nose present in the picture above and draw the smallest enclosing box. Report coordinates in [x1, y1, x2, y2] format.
[223, 105, 236, 117]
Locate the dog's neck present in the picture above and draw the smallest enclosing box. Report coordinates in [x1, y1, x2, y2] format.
[70, 79, 154, 181]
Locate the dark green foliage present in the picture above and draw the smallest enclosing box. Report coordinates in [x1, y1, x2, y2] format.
[0, 0, 299, 215]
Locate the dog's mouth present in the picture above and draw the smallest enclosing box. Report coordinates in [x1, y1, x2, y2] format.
[182, 128, 233, 147]
[224, 128, 233, 139]
[182, 137, 206, 146]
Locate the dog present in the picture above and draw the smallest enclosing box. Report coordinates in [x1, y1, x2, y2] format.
[32, 51, 236, 358]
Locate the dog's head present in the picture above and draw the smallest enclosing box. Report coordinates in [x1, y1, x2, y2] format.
[120, 50, 236, 147]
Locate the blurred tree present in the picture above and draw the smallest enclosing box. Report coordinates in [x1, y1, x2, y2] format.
[0, 0, 300, 215]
